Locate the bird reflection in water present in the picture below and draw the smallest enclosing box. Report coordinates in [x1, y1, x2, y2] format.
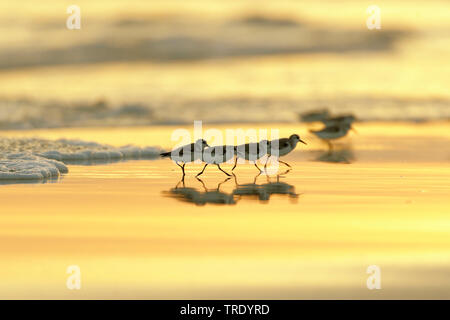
[314, 146, 355, 164]
[164, 170, 300, 205]
[232, 170, 299, 203]
[197, 177, 235, 205]
[164, 176, 235, 206]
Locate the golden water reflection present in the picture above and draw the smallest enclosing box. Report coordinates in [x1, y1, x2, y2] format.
[314, 147, 356, 164]
[0, 124, 449, 299]
[164, 170, 299, 205]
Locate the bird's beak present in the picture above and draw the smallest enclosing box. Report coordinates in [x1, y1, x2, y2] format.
[300, 139, 307, 145]
[350, 127, 358, 134]
[205, 143, 210, 147]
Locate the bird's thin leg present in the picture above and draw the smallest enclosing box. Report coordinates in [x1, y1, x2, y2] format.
[326, 140, 334, 152]
[264, 155, 271, 170]
[217, 164, 231, 176]
[254, 162, 262, 172]
[232, 172, 238, 186]
[195, 177, 207, 192]
[217, 176, 231, 190]
[176, 162, 186, 177]
[196, 163, 208, 177]
[253, 171, 261, 184]
[175, 179, 185, 189]
[176, 161, 185, 171]
[279, 160, 291, 168]
[279, 168, 291, 176]
[231, 157, 238, 171]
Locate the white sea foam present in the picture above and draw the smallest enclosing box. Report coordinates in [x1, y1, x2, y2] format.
[0, 137, 161, 181]
[0, 154, 68, 180]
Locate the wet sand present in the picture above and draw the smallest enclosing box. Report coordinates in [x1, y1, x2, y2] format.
[0, 122, 449, 299]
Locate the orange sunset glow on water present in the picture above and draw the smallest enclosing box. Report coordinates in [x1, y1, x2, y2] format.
[0, 123, 449, 299]
[0, 0, 449, 300]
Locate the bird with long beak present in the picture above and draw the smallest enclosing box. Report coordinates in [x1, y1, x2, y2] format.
[160, 139, 209, 177]
[265, 134, 307, 169]
[310, 122, 355, 150]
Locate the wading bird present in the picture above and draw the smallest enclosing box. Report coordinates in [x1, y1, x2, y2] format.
[321, 114, 356, 127]
[160, 139, 209, 177]
[232, 140, 270, 172]
[196, 145, 235, 177]
[299, 109, 330, 123]
[310, 123, 354, 150]
[265, 134, 307, 169]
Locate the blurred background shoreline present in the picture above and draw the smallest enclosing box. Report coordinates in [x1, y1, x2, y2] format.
[0, 0, 449, 130]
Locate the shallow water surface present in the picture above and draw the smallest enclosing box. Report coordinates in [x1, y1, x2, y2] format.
[0, 124, 449, 298]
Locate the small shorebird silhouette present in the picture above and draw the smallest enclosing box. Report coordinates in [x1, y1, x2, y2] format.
[310, 123, 354, 150]
[265, 134, 307, 169]
[299, 109, 330, 122]
[196, 145, 235, 177]
[232, 140, 270, 172]
[321, 114, 356, 127]
[160, 139, 209, 177]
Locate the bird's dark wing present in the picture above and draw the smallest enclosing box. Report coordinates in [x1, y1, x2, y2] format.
[270, 138, 290, 149]
[174, 143, 195, 156]
[324, 126, 340, 133]
[313, 126, 340, 134]
[279, 138, 290, 148]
